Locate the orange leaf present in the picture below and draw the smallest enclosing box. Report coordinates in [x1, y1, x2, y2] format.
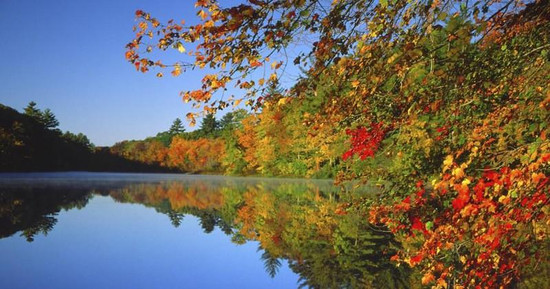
[250, 60, 262, 67]
[421, 272, 435, 285]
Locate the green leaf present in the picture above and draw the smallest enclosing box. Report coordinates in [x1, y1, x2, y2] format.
[425, 221, 434, 231]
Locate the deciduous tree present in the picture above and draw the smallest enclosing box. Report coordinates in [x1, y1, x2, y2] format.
[127, 1, 550, 286]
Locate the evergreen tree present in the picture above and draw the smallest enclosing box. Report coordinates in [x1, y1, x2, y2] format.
[168, 118, 185, 136]
[41, 109, 59, 129]
[23, 102, 59, 130]
[219, 109, 248, 132]
[199, 113, 219, 137]
[219, 113, 235, 132]
[23, 101, 41, 119]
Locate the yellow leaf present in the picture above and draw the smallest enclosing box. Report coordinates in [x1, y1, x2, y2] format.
[177, 42, 186, 53]
[186, 113, 196, 126]
[498, 195, 511, 205]
[204, 106, 214, 113]
[387, 53, 400, 64]
[443, 155, 453, 172]
[452, 167, 465, 179]
[271, 61, 281, 69]
[437, 278, 448, 288]
[172, 64, 181, 77]
[198, 10, 208, 20]
[138, 21, 148, 30]
[233, 99, 242, 107]
[211, 80, 221, 89]
[242, 8, 254, 17]
[277, 97, 289, 106]
[530, 151, 538, 162]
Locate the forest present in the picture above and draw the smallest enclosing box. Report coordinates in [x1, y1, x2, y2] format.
[107, 105, 348, 177]
[0, 102, 173, 172]
[123, 0, 549, 288]
[1, 0, 548, 287]
[1, 101, 346, 176]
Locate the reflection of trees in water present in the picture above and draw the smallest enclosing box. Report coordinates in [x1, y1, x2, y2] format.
[2, 179, 546, 288]
[289, 227, 411, 289]
[20, 215, 57, 242]
[259, 246, 282, 278]
[153, 198, 233, 234]
[0, 188, 92, 242]
[108, 180, 414, 287]
[110, 181, 235, 235]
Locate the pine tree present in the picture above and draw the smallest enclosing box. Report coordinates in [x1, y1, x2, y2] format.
[23, 101, 41, 119]
[23, 102, 59, 130]
[168, 118, 185, 136]
[199, 113, 219, 138]
[41, 109, 59, 129]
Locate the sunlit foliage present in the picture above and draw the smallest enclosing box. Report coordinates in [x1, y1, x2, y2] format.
[126, 0, 550, 286]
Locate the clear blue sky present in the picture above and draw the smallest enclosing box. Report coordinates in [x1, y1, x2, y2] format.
[0, 0, 229, 146]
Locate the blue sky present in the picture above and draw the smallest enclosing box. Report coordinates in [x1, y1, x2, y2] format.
[0, 0, 223, 146]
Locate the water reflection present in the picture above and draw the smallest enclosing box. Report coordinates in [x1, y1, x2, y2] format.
[0, 174, 414, 288]
[108, 180, 412, 288]
[0, 187, 91, 241]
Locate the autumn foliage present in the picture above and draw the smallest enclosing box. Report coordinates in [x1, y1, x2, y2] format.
[342, 122, 387, 161]
[126, 0, 550, 287]
[168, 137, 225, 172]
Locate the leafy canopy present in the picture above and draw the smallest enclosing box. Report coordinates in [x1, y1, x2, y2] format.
[126, 1, 550, 287]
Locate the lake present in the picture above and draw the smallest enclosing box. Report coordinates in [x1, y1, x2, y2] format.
[4, 172, 548, 288]
[2, 172, 411, 289]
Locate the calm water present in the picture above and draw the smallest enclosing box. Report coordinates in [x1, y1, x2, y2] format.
[2, 172, 389, 289]
[1, 173, 326, 289]
[4, 173, 547, 288]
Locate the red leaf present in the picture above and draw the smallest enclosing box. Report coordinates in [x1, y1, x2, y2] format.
[452, 197, 468, 211]
[410, 253, 423, 265]
[342, 122, 386, 161]
[410, 216, 428, 235]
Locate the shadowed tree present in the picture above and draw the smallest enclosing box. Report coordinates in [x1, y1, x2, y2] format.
[199, 113, 219, 138]
[41, 109, 59, 130]
[23, 101, 41, 119]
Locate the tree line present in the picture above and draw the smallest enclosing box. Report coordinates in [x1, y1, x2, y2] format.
[108, 101, 350, 177]
[0, 102, 173, 172]
[1, 101, 345, 177]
